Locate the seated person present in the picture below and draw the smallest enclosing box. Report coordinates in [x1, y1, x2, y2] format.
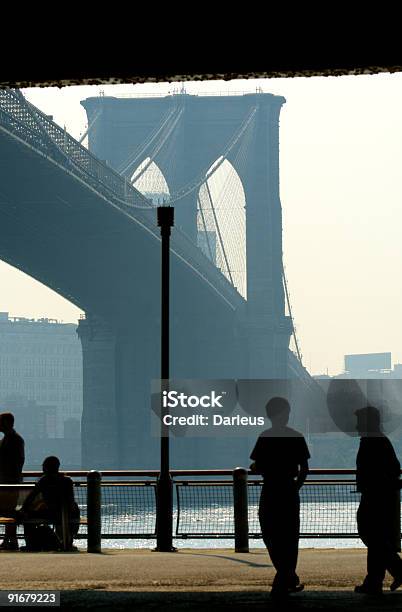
[18, 456, 80, 551]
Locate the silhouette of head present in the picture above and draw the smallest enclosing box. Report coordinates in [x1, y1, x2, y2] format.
[0, 412, 14, 434]
[266, 397, 290, 427]
[42, 456, 60, 474]
[355, 406, 381, 436]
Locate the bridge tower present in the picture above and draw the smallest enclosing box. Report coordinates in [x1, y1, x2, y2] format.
[82, 92, 292, 379]
[79, 92, 293, 467]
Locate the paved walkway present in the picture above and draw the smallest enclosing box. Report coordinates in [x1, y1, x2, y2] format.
[1, 548, 402, 609]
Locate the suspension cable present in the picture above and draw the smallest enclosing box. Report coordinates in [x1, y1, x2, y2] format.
[169, 104, 258, 204]
[197, 197, 215, 263]
[204, 180, 234, 286]
[282, 264, 303, 364]
[131, 108, 184, 184]
[118, 103, 179, 175]
[79, 109, 101, 144]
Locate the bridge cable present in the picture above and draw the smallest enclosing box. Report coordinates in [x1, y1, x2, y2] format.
[197, 196, 215, 263]
[119, 106, 176, 174]
[130, 107, 184, 184]
[170, 104, 257, 203]
[216, 117, 253, 281]
[168, 104, 258, 204]
[118, 102, 179, 175]
[79, 109, 101, 145]
[282, 264, 303, 365]
[197, 108, 255, 297]
[131, 106, 182, 201]
[203, 180, 234, 286]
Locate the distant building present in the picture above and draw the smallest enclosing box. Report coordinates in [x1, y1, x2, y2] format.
[0, 312, 82, 437]
[393, 364, 402, 377]
[0, 395, 81, 469]
[344, 352, 392, 376]
[63, 417, 81, 439]
[2, 395, 57, 439]
[340, 352, 402, 378]
[313, 352, 402, 380]
[313, 353, 402, 380]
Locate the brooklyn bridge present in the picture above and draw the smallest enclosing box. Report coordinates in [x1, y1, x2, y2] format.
[0, 88, 324, 469]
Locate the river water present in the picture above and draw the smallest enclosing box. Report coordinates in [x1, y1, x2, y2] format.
[74, 497, 366, 550]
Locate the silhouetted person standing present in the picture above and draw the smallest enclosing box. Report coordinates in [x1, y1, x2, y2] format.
[0, 412, 24, 550]
[355, 406, 402, 595]
[250, 397, 310, 597]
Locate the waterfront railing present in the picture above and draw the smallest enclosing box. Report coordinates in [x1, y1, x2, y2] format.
[0, 469, 380, 552]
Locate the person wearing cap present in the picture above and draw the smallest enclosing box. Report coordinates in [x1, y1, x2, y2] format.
[354, 405, 402, 595]
[250, 396, 310, 598]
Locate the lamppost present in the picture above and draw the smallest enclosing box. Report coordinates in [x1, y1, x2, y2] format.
[156, 205, 175, 551]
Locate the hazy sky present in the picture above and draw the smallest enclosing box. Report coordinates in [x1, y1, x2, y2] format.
[2, 73, 400, 375]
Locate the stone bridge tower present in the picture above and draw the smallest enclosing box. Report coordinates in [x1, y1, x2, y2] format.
[79, 92, 293, 467]
[82, 92, 292, 377]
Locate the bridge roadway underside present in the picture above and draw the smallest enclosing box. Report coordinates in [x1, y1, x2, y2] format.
[0, 127, 269, 468]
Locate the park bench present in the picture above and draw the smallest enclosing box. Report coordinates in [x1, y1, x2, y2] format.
[0, 484, 87, 552]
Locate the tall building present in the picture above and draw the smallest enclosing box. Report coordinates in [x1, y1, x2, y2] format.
[341, 352, 402, 379]
[0, 312, 82, 438]
[344, 352, 392, 376]
[2, 396, 57, 439]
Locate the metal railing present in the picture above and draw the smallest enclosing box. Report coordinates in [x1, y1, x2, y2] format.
[0, 469, 370, 551]
[0, 89, 152, 211]
[173, 469, 362, 550]
[113, 91, 271, 98]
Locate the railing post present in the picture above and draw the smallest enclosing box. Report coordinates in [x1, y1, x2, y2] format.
[87, 470, 102, 553]
[233, 467, 249, 553]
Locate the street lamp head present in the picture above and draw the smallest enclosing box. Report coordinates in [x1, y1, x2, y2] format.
[157, 206, 174, 228]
